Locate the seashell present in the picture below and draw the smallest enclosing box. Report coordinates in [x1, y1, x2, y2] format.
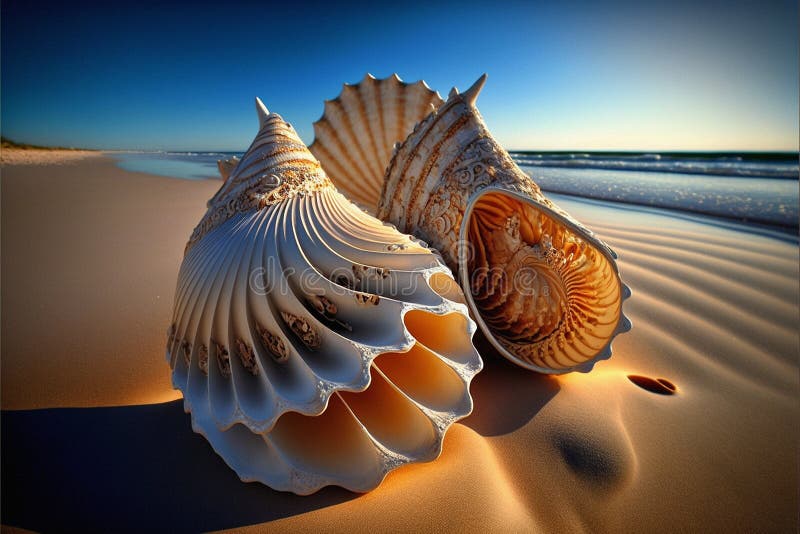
[374, 74, 631, 374]
[216, 155, 241, 180]
[309, 73, 443, 215]
[167, 97, 482, 494]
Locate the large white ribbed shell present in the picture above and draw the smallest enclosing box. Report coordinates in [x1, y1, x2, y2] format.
[376, 75, 631, 374]
[309, 73, 443, 214]
[167, 98, 482, 494]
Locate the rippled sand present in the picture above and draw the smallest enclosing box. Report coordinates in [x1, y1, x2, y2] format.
[1, 157, 797, 532]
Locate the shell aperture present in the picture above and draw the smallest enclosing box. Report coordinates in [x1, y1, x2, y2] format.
[314, 74, 630, 374]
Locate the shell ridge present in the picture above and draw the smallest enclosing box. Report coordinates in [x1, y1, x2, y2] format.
[176, 213, 257, 356]
[335, 367, 442, 463]
[310, 73, 444, 215]
[210, 210, 275, 431]
[310, 120, 365, 190]
[307, 140, 374, 206]
[404, 111, 467, 230]
[204, 215, 263, 429]
[308, 192, 437, 269]
[170, 221, 239, 382]
[379, 101, 461, 226]
[341, 84, 385, 185]
[325, 98, 379, 192]
[231, 208, 296, 431]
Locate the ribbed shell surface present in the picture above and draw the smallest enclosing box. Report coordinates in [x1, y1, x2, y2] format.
[168, 100, 482, 494]
[309, 74, 443, 214]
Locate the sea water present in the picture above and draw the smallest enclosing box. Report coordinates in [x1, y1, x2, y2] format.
[112, 151, 799, 231]
[113, 151, 236, 181]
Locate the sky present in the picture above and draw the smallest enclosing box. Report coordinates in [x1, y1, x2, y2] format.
[1, 0, 797, 152]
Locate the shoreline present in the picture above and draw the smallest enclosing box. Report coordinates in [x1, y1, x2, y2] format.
[547, 190, 800, 239]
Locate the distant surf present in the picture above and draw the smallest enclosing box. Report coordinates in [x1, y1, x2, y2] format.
[510, 151, 798, 179]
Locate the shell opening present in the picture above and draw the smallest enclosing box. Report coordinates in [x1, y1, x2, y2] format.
[428, 271, 467, 305]
[260, 340, 468, 480]
[338, 367, 436, 457]
[268, 394, 380, 481]
[461, 190, 623, 372]
[373, 342, 467, 413]
[403, 310, 476, 365]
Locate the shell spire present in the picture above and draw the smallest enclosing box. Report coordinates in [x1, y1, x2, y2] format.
[462, 73, 488, 106]
[188, 100, 329, 252]
[255, 96, 271, 127]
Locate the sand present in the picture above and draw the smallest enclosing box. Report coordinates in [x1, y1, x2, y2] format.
[0, 147, 101, 165]
[1, 156, 797, 532]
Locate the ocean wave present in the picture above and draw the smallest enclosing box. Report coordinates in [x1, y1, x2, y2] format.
[510, 152, 798, 179]
[520, 165, 798, 229]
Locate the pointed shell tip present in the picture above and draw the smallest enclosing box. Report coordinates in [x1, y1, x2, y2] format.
[462, 74, 488, 106]
[255, 97, 270, 126]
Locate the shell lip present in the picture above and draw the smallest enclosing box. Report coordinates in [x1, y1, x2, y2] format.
[168, 269, 484, 494]
[457, 185, 631, 374]
[168, 289, 483, 494]
[186, 383, 479, 496]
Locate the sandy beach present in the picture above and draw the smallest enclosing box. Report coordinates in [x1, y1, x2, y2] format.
[0, 147, 101, 165]
[1, 156, 797, 532]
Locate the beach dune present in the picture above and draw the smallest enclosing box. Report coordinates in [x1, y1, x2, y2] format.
[1, 156, 797, 532]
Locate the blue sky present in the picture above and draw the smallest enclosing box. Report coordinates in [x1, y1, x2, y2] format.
[2, 0, 797, 151]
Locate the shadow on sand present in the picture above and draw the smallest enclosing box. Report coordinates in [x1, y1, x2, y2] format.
[1, 333, 559, 532]
[1, 400, 356, 532]
[461, 332, 561, 436]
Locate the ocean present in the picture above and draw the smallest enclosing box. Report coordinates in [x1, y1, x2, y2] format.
[112, 151, 799, 232]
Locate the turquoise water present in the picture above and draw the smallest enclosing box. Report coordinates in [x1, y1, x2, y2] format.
[113, 152, 235, 180]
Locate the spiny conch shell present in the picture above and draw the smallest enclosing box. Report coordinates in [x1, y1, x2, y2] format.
[375, 74, 631, 374]
[216, 155, 241, 180]
[309, 73, 443, 215]
[167, 97, 482, 494]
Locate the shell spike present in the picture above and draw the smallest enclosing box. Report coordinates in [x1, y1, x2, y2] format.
[255, 96, 270, 127]
[448, 87, 459, 100]
[462, 73, 488, 106]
